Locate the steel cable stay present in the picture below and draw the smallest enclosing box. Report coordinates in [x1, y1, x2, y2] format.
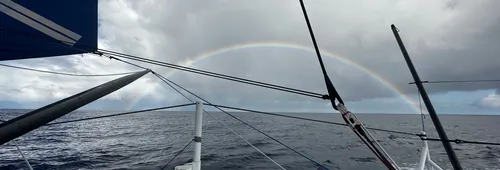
[160, 139, 194, 170]
[105, 55, 324, 99]
[141, 131, 194, 170]
[203, 111, 287, 170]
[11, 139, 34, 170]
[98, 51, 326, 98]
[0, 115, 33, 170]
[422, 138, 500, 146]
[200, 103, 500, 145]
[94, 51, 325, 99]
[101, 54, 150, 70]
[417, 88, 426, 132]
[202, 103, 417, 136]
[153, 72, 327, 170]
[153, 72, 286, 170]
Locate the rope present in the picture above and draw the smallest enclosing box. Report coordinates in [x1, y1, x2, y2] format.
[12, 140, 33, 170]
[203, 103, 417, 136]
[0, 115, 33, 170]
[153, 72, 286, 169]
[160, 139, 194, 170]
[204, 111, 286, 170]
[417, 88, 425, 131]
[46, 103, 195, 125]
[0, 63, 140, 77]
[103, 54, 150, 70]
[153, 73, 330, 170]
[102, 51, 325, 97]
[214, 104, 331, 170]
[152, 72, 193, 102]
[111, 56, 324, 99]
[423, 138, 500, 146]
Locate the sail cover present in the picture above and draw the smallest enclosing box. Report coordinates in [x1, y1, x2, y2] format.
[0, 0, 97, 61]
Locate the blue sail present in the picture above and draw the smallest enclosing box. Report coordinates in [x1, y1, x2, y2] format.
[0, 0, 97, 61]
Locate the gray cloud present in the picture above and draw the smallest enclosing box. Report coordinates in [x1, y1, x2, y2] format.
[1, 0, 500, 111]
[125, 0, 499, 97]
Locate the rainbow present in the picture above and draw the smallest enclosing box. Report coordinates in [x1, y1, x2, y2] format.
[125, 42, 419, 112]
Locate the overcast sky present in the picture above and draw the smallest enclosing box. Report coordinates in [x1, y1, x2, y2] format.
[1, 0, 499, 114]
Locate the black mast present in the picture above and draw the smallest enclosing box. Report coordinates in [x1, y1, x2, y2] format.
[391, 24, 462, 170]
[0, 70, 150, 145]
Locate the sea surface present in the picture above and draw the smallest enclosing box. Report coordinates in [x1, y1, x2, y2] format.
[0, 109, 499, 170]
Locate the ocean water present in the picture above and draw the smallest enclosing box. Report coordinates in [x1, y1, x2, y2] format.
[0, 109, 499, 170]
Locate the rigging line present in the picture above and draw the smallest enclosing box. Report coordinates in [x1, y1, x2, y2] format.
[211, 105, 331, 170]
[353, 127, 389, 166]
[422, 138, 500, 146]
[0, 27, 327, 99]
[100, 54, 150, 70]
[12, 140, 33, 170]
[46, 103, 195, 125]
[417, 88, 425, 131]
[152, 72, 194, 102]
[99, 51, 326, 97]
[107, 55, 324, 99]
[154, 73, 331, 170]
[153, 72, 287, 170]
[204, 111, 287, 170]
[0, 115, 33, 170]
[0, 63, 140, 77]
[159, 139, 194, 170]
[356, 123, 397, 170]
[203, 103, 416, 136]
[410, 80, 500, 84]
[140, 132, 194, 166]
[115, 55, 323, 99]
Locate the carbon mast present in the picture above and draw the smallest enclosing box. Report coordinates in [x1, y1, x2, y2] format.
[391, 24, 462, 170]
[0, 70, 149, 145]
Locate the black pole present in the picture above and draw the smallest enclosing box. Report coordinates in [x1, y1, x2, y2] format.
[391, 24, 462, 170]
[298, 0, 344, 109]
[0, 70, 149, 145]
